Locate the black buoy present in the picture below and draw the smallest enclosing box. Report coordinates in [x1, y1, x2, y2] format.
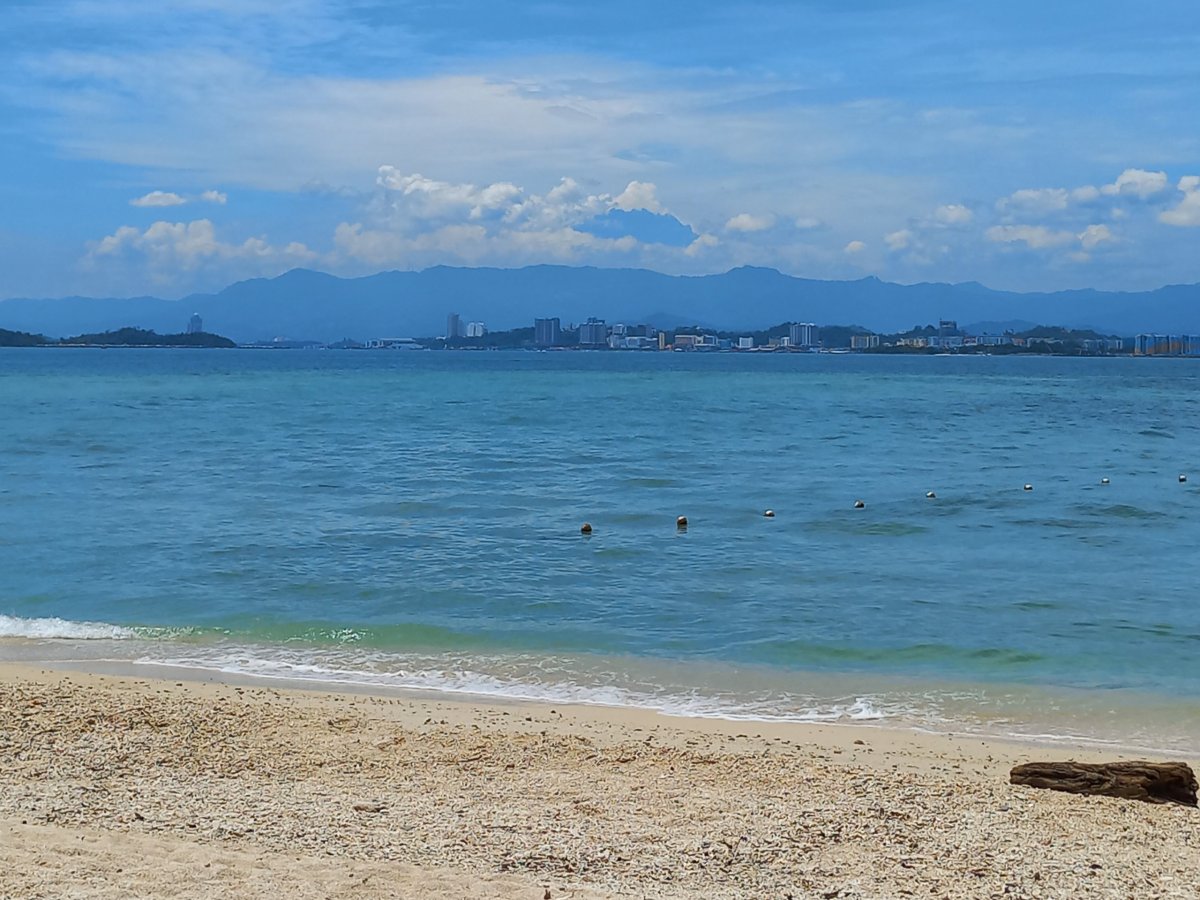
[580, 522, 592, 535]
[676, 515, 688, 529]
[853, 500, 865, 509]
[925, 491, 936, 499]
[763, 509, 775, 518]
[1180, 474, 1188, 484]
[1023, 483, 1033, 492]
[1100, 477, 1110, 485]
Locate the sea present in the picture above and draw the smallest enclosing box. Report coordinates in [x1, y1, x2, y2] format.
[2, 348, 1199, 753]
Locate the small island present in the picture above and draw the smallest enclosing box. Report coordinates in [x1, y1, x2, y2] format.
[0, 327, 236, 348]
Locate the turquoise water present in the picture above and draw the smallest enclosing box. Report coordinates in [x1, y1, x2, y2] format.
[2, 348, 1199, 750]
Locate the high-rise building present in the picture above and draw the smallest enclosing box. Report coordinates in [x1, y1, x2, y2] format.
[577, 318, 607, 347]
[534, 317, 562, 347]
[466, 322, 487, 338]
[789, 322, 818, 348]
[446, 313, 461, 340]
[186, 313, 203, 334]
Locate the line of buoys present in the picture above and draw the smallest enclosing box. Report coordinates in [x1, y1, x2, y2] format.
[578, 474, 1190, 533]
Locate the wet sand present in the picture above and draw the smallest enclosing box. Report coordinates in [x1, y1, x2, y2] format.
[1, 662, 1197, 899]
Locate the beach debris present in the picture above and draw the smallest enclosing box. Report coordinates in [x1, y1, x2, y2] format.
[352, 801, 385, 813]
[1010, 760, 1198, 806]
[853, 500, 865, 509]
[580, 522, 592, 535]
[676, 515, 688, 529]
[763, 509, 775, 518]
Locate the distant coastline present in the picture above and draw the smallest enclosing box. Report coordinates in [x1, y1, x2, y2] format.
[0, 326, 235, 349]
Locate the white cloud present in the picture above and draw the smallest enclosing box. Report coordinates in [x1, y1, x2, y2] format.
[933, 204, 973, 226]
[376, 168, 524, 220]
[613, 181, 664, 213]
[1159, 175, 1200, 227]
[684, 234, 720, 257]
[724, 213, 775, 233]
[130, 190, 186, 207]
[1101, 168, 1168, 198]
[844, 240, 866, 254]
[996, 188, 1070, 214]
[1071, 185, 1101, 203]
[793, 216, 823, 230]
[985, 224, 1076, 249]
[1078, 224, 1115, 250]
[200, 190, 228, 204]
[88, 218, 315, 270]
[884, 229, 912, 251]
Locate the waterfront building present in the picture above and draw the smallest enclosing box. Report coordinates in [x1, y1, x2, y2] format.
[850, 334, 880, 350]
[534, 317, 562, 347]
[673, 333, 700, 349]
[446, 313, 461, 340]
[737, 337, 754, 349]
[466, 322, 487, 338]
[186, 313, 203, 334]
[365, 337, 420, 349]
[789, 322, 818, 348]
[578, 318, 607, 347]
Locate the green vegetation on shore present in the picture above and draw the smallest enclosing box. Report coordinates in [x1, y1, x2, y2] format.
[0, 327, 236, 348]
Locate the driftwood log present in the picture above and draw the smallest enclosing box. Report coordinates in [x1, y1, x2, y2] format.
[1010, 761, 1197, 806]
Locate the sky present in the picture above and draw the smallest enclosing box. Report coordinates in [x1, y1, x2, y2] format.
[1, 0, 1198, 299]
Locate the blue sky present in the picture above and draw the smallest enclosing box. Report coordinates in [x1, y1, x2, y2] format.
[1, 0, 1198, 298]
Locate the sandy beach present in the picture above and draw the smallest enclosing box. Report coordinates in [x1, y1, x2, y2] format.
[1, 662, 1197, 899]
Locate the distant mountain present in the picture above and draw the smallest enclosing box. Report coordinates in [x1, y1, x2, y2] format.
[2, 265, 1198, 343]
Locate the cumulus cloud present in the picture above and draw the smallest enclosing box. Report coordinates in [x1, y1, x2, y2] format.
[933, 204, 973, 226]
[200, 190, 228, 205]
[684, 233, 720, 257]
[88, 219, 315, 271]
[1100, 168, 1168, 198]
[884, 229, 912, 251]
[793, 216, 823, 230]
[130, 190, 186, 208]
[1159, 175, 1200, 227]
[612, 181, 664, 213]
[996, 188, 1070, 215]
[1078, 224, 1116, 250]
[985, 224, 1077, 249]
[724, 213, 775, 233]
[986, 223, 1117, 252]
[844, 240, 866, 254]
[376, 168, 524, 221]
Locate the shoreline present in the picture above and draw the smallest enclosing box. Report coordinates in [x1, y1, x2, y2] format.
[3, 660, 1197, 898]
[8, 640, 1200, 760]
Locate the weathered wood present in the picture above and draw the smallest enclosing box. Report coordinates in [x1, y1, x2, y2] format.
[1010, 760, 1197, 806]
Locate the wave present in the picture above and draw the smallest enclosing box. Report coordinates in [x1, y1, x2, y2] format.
[0, 614, 139, 640]
[139, 648, 894, 725]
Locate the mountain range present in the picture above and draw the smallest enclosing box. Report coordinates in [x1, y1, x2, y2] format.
[1, 265, 1198, 342]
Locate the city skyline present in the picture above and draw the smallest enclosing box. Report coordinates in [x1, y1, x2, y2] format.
[1, 2, 1198, 303]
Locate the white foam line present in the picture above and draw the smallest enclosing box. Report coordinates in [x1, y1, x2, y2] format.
[0, 615, 137, 640]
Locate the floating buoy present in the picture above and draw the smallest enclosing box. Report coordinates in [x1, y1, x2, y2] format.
[1023, 484, 1033, 492]
[676, 515, 688, 529]
[853, 500, 865, 509]
[925, 491, 936, 499]
[1100, 477, 1110, 485]
[580, 522, 592, 535]
[1180, 474, 1188, 483]
[763, 509, 775, 518]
